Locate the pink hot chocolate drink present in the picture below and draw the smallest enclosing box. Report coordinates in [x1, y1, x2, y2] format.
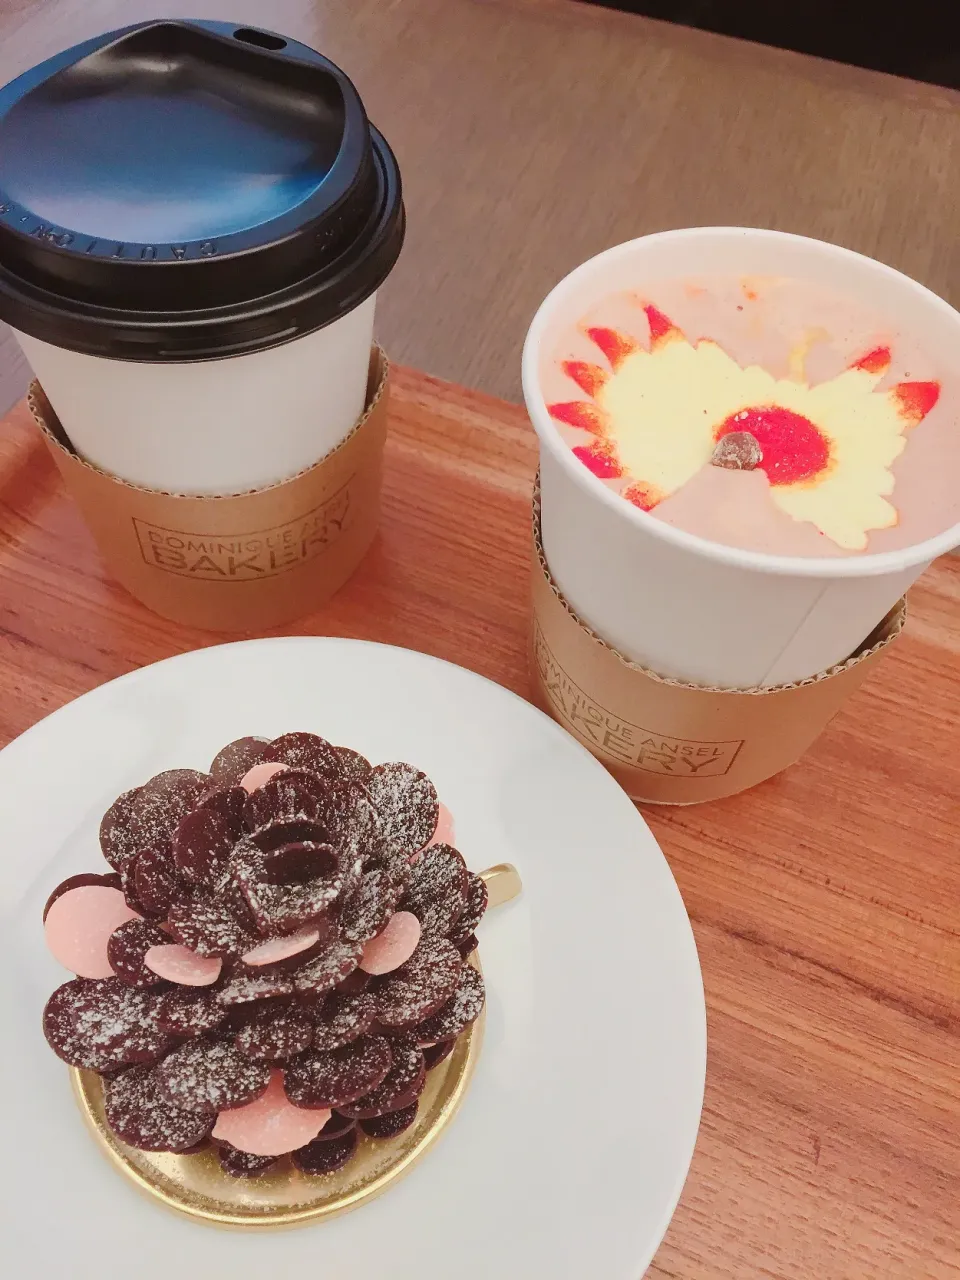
[541, 275, 958, 557]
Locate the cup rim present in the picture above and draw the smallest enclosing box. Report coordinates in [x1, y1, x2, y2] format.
[521, 227, 960, 580]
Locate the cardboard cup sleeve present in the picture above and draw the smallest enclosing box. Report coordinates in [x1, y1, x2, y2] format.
[529, 480, 906, 804]
[28, 346, 390, 631]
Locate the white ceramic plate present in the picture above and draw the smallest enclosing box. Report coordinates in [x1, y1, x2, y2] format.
[0, 639, 705, 1279]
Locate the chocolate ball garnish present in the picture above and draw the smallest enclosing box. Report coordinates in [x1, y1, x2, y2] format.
[711, 431, 763, 470]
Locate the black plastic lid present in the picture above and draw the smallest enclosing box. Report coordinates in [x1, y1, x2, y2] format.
[0, 20, 404, 361]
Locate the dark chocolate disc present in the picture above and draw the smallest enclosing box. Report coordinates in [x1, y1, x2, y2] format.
[197, 783, 247, 824]
[360, 1102, 419, 1138]
[267, 732, 343, 781]
[336, 1036, 425, 1119]
[133, 845, 179, 916]
[128, 769, 212, 851]
[156, 1035, 271, 1114]
[218, 965, 295, 1007]
[43, 980, 123, 1072]
[413, 964, 485, 1046]
[248, 819, 330, 857]
[243, 769, 332, 834]
[104, 1064, 214, 1152]
[218, 876, 258, 936]
[339, 868, 395, 945]
[107, 918, 170, 988]
[216, 1143, 279, 1177]
[310, 992, 376, 1051]
[374, 934, 462, 1030]
[326, 781, 381, 864]
[291, 1128, 358, 1174]
[43, 978, 170, 1069]
[423, 1040, 456, 1070]
[209, 737, 271, 786]
[260, 839, 339, 887]
[334, 747, 372, 784]
[167, 887, 256, 959]
[291, 938, 363, 996]
[314, 1112, 356, 1141]
[383, 845, 414, 897]
[292, 985, 329, 1016]
[173, 792, 244, 887]
[400, 843, 469, 935]
[282, 1036, 393, 1109]
[99, 788, 142, 871]
[120, 852, 149, 915]
[456, 934, 479, 958]
[448, 873, 489, 947]
[180, 1138, 212, 1156]
[157, 988, 229, 1038]
[42, 872, 122, 922]
[229, 836, 343, 937]
[234, 1005, 313, 1061]
[366, 762, 439, 857]
[336, 969, 372, 996]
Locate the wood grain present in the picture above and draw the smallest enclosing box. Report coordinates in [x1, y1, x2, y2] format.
[0, 0, 957, 400]
[0, 369, 958, 1277]
[0, 1, 957, 1272]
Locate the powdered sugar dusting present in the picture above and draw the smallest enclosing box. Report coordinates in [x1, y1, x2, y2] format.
[339, 868, 394, 945]
[283, 1036, 393, 1109]
[414, 963, 485, 1045]
[267, 733, 343, 780]
[292, 938, 364, 995]
[234, 1005, 313, 1060]
[401, 843, 469, 935]
[218, 966, 294, 1006]
[41, 733, 487, 1174]
[157, 1036, 271, 1114]
[359, 1101, 419, 1138]
[337, 1035, 426, 1119]
[374, 933, 462, 1029]
[291, 1128, 358, 1173]
[43, 977, 170, 1069]
[448, 873, 489, 948]
[167, 888, 255, 958]
[216, 1143, 279, 1177]
[128, 770, 211, 855]
[366, 763, 439, 857]
[104, 1063, 214, 1152]
[311, 992, 376, 1051]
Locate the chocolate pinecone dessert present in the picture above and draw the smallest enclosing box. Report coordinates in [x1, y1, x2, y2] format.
[42, 733, 487, 1176]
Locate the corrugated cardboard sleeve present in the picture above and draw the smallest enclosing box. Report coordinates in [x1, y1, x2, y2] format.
[530, 483, 906, 804]
[29, 346, 389, 631]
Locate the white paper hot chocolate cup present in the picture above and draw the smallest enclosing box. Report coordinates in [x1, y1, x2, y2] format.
[522, 228, 960, 688]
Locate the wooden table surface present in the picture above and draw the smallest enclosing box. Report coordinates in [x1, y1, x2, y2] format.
[0, 367, 958, 1278]
[0, 0, 957, 400]
[0, 1, 958, 1274]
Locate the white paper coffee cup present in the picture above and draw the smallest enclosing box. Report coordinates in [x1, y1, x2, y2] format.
[13, 294, 376, 494]
[522, 228, 960, 688]
[0, 21, 404, 495]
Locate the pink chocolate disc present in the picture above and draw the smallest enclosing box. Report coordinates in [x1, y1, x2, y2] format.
[240, 762, 289, 794]
[422, 803, 456, 854]
[359, 912, 422, 976]
[45, 886, 140, 978]
[212, 1070, 330, 1156]
[145, 945, 223, 986]
[241, 927, 320, 967]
